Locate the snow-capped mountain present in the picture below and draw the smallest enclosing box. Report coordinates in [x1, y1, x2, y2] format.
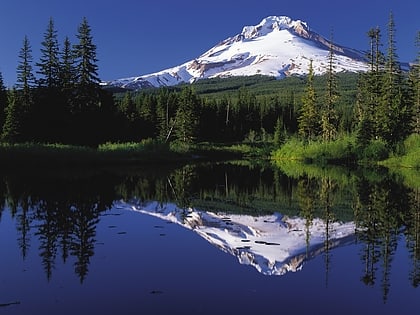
[103, 15, 369, 91]
[115, 200, 356, 276]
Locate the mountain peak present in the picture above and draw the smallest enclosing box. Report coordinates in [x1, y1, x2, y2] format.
[241, 16, 309, 39]
[104, 15, 368, 90]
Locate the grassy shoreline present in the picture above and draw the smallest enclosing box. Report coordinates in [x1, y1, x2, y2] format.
[271, 134, 420, 170]
[0, 141, 253, 167]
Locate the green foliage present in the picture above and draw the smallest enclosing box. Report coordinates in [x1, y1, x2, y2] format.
[1, 90, 23, 143]
[271, 137, 307, 160]
[0, 72, 7, 129]
[357, 139, 389, 162]
[321, 31, 340, 142]
[173, 87, 200, 144]
[298, 60, 320, 141]
[272, 135, 357, 165]
[358, 13, 413, 148]
[273, 117, 285, 147]
[410, 30, 420, 134]
[380, 134, 420, 169]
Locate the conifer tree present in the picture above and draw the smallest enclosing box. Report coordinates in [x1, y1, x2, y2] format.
[379, 12, 412, 145]
[15, 35, 35, 140]
[273, 116, 285, 147]
[298, 59, 319, 141]
[156, 89, 177, 142]
[36, 17, 60, 88]
[321, 31, 339, 142]
[0, 72, 7, 131]
[72, 17, 100, 111]
[73, 18, 100, 85]
[60, 36, 76, 89]
[119, 91, 137, 122]
[355, 27, 384, 145]
[16, 35, 35, 96]
[174, 87, 199, 144]
[1, 89, 22, 143]
[410, 31, 420, 134]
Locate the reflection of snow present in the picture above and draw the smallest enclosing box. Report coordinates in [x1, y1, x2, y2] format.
[115, 200, 356, 276]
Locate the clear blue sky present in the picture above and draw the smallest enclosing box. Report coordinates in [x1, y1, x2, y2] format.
[0, 0, 418, 87]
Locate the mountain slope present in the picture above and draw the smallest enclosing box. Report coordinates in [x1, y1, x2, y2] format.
[104, 16, 368, 90]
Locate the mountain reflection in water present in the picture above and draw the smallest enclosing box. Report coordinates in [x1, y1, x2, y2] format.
[0, 162, 419, 314]
[119, 200, 356, 276]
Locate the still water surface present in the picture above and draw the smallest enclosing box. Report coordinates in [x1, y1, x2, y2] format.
[0, 162, 419, 315]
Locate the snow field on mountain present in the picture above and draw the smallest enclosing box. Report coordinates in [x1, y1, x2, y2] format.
[105, 15, 368, 90]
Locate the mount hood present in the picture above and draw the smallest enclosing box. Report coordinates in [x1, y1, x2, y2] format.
[104, 15, 368, 90]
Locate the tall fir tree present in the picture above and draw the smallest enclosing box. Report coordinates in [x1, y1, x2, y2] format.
[156, 89, 177, 142]
[0, 72, 7, 131]
[174, 87, 199, 145]
[379, 12, 412, 145]
[36, 17, 60, 88]
[355, 27, 384, 145]
[16, 35, 35, 96]
[298, 59, 320, 142]
[60, 36, 76, 90]
[74, 17, 100, 85]
[15, 35, 35, 140]
[273, 116, 285, 147]
[410, 30, 420, 134]
[72, 17, 100, 111]
[321, 31, 339, 142]
[1, 89, 23, 143]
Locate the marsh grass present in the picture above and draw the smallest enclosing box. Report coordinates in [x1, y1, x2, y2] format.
[380, 134, 420, 169]
[0, 140, 181, 166]
[0, 139, 258, 167]
[271, 135, 356, 165]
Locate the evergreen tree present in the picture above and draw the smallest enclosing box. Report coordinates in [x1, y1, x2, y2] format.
[16, 35, 35, 96]
[73, 17, 100, 86]
[155, 89, 178, 142]
[36, 17, 60, 88]
[410, 31, 420, 134]
[15, 35, 35, 140]
[321, 31, 339, 142]
[119, 91, 137, 122]
[273, 116, 285, 147]
[1, 89, 22, 143]
[60, 36, 76, 90]
[379, 12, 412, 145]
[355, 73, 375, 146]
[0, 72, 7, 131]
[174, 87, 199, 144]
[298, 59, 320, 141]
[72, 17, 100, 111]
[355, 27, 384, 145]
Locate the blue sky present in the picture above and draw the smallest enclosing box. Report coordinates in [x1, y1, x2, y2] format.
[0, 0, 418, 87]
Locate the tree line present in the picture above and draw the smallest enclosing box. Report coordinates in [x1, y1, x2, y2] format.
[0, 13, 418, 150]
[298, 12, 419, 150]
[0, 17, 114, 145]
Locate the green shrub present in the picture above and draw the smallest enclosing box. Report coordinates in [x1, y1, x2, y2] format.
[358, 139, 389, 161]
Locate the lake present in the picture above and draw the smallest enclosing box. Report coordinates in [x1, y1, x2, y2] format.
[0, 161, 419, 315]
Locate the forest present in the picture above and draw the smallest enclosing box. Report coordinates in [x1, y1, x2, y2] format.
[0, 14, 419, 165]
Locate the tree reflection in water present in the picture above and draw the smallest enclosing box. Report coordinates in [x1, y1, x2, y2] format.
[0, 162, 419, 299]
